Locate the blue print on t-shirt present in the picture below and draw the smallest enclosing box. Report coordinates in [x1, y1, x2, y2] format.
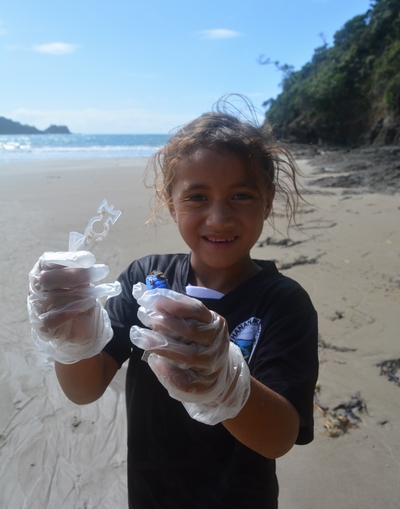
[230, 317, 262, 362]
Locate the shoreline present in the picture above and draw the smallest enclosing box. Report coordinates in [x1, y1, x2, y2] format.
[0, 156, 151, 175]
[1, 155, 399, 508]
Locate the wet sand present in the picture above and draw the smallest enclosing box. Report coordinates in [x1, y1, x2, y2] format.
[0, 153, 399, 508]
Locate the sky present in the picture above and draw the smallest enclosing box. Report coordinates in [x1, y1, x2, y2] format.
[1, 0, 373, 134]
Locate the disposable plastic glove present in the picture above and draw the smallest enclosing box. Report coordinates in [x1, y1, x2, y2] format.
[28, 250, 121, 364]
[130, 283, 250, 425]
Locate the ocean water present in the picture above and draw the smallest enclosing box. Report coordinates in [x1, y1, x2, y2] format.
[0, 133, 170, 161]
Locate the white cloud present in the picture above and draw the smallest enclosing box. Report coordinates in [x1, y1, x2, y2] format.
[198, 29, 242, 39]
[33, 42, 78, 55]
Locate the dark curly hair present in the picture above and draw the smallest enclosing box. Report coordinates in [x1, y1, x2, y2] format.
[145, 95, 305, 230]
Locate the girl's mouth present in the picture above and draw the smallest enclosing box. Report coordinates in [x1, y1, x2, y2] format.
[203, 236, 237, 243]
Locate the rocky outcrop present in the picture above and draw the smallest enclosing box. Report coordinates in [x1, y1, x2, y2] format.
[43, 124, 71, 134]
[281, 111, 400, 147]
[0, 117, 71, 135]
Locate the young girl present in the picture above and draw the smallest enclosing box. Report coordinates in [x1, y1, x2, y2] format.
[28, 99, 318, 509]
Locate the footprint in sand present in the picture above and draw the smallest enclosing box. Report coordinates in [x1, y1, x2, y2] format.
[350, 308, 375, 329]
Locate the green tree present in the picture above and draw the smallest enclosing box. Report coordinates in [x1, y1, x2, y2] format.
[262, 0, 400, 145]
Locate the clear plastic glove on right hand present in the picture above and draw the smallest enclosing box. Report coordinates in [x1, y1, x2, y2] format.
[28, 250, 121, 364]
[130, 283, 250, 425]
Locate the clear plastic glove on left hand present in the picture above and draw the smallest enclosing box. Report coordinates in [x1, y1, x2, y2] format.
[28, 251, 121, 364]
[130, 283, 250, 425]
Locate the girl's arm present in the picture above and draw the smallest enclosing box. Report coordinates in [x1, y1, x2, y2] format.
[130, 286, 302, 455]
[222, 376, 300, 459]
[54, 351, 119, 405]
[131, 290, 300, 458]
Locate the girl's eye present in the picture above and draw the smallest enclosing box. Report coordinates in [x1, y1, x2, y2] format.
[185, 194, 206, 202]
[233, 193, 253, 200]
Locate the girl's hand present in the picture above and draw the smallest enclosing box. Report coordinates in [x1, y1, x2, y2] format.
[130, 284, 250, 425]
[28, 251, 120, 364]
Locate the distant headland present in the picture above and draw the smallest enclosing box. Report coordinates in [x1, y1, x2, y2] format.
[0, 116, 71, 135]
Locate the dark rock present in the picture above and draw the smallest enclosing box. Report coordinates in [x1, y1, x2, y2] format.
[302, 144, 400, 194]
[43, 124, 71, 134]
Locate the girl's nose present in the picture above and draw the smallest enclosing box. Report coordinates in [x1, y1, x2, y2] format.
[205, 202, 235, 228]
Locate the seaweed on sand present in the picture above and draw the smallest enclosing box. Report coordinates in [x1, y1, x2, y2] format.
[377, 359, 400, 387]
[314, 387, 368, 438]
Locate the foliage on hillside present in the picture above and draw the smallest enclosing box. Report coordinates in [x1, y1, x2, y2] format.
[263, 0, 400, 145]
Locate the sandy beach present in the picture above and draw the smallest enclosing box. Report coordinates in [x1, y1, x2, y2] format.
[1, 153, 399, 508]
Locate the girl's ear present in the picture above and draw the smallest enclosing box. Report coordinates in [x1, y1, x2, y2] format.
[165, 193, 177, 222]
[263, 184, 276, 220]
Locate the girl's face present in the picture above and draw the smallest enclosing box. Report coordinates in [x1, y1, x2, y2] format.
[167, 147, 274, 290]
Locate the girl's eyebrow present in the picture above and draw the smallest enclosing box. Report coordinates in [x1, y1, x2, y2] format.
[181, 180, 257, 191]
[180, 182, 207, 191]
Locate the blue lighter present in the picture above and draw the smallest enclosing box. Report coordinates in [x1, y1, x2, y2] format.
[145, 271, 171, 290]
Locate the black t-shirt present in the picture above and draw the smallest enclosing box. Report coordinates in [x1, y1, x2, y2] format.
[104, 253, 318, 509]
